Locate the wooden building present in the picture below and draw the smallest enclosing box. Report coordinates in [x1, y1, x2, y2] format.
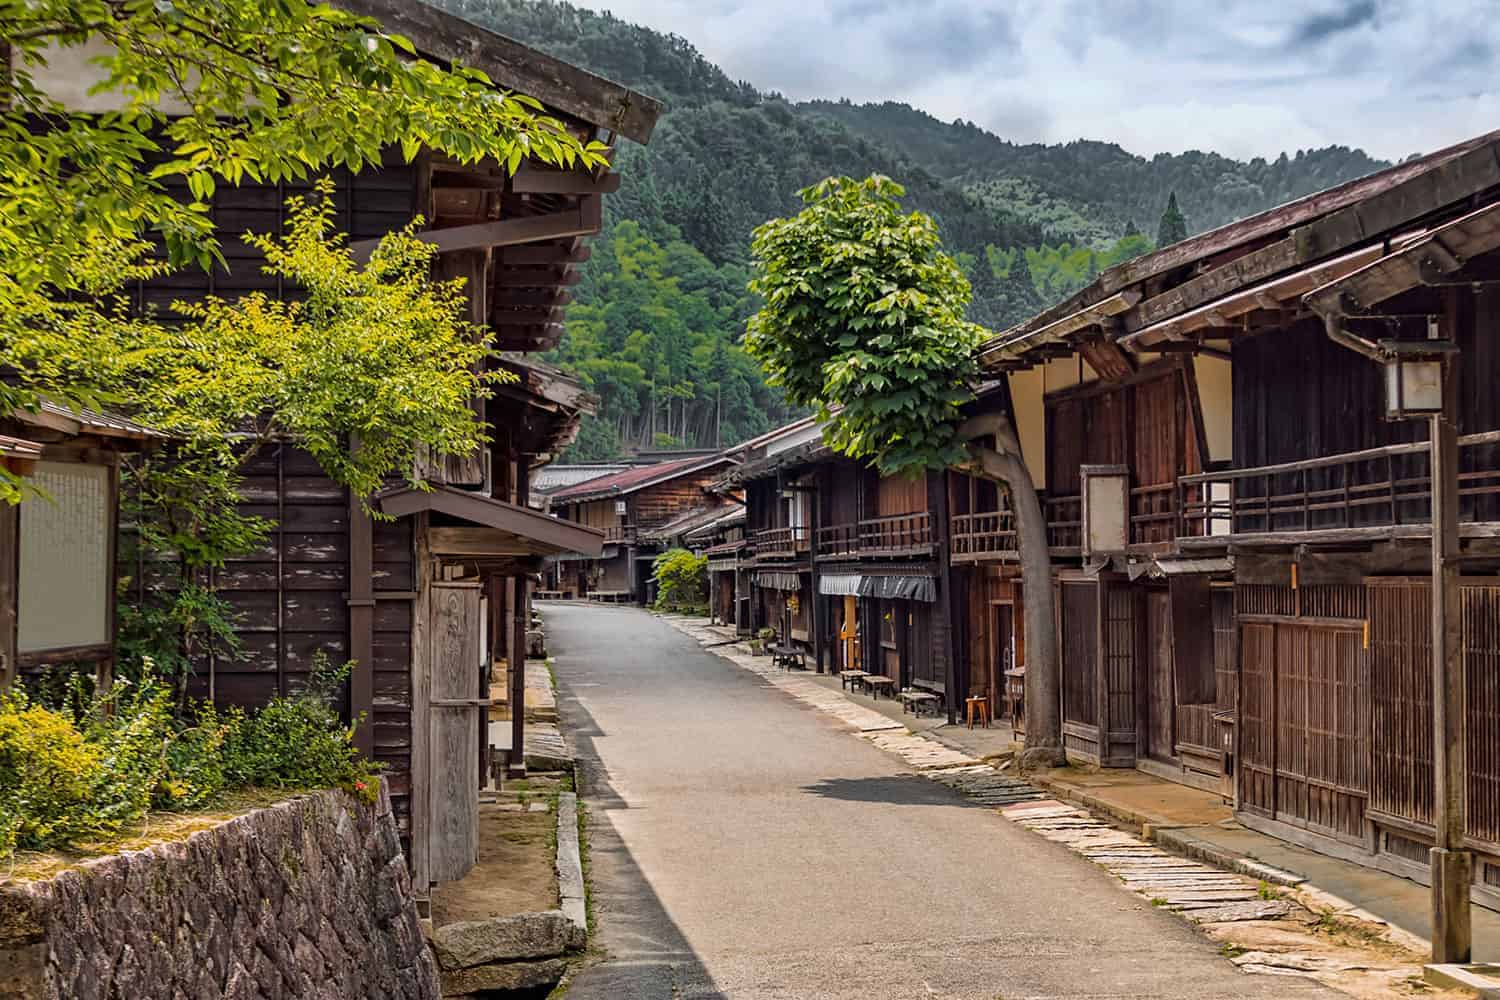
[30, 0, 665, 902]
[728, 419, 960, 717]
[546, 455, 734, 602]
[0, 404, 160, 693]
[967, 128, 1500, 904]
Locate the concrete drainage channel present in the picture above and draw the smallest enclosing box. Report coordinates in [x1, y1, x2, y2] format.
[658, 614, 1460, 996]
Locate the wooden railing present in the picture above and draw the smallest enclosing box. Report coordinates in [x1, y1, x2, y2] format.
[1130, 482, 1178, 546]
[1046, 495, 1082, 551]
[859, 511, 933, 556]
[816, 522, 860, 559]
[604, 524, 637, 543]
[950, 511, 1018, 561]
[752, 525, 809, 559]
[1178, 431, 1500, 541]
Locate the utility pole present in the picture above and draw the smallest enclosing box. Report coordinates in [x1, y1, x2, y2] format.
[1430, 349, 1471, 964]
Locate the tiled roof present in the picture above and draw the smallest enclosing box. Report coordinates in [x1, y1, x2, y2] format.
[548, 455, 731, 503]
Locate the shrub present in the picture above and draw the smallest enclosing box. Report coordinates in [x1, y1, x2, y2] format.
[0, 654, 378, 857]
[651, 548, 708, 612]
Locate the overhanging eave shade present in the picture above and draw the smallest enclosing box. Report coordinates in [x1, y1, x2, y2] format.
[376, 485, 604, 557]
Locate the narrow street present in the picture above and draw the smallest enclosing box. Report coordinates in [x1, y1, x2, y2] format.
[546, 603, 1341, 1000]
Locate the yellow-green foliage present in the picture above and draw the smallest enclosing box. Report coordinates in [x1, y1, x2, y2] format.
[651, 548, 708, 612]
[0, 658, 379, 858]
[0, 698, 109, 855]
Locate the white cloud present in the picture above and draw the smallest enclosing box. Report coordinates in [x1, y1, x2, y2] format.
[583, 0, 1500, 160]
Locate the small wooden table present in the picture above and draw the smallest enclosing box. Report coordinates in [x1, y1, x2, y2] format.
[901, 689, 941, 717]
[839, 669, 870, 691]
[863, 676, 896, 700]
[964, 695, 991, 729]
[771, 644, 806, 670]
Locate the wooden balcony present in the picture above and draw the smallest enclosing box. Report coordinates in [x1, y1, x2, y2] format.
[752, 525, 809, 561]
[604, 524, 637, 544]
[1177, 430, 1500, 546]
[949, 498, 1084, 564]
[815, 512, 934, 560]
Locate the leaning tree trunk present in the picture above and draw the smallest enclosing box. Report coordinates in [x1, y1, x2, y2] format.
[958, 413, 1064, 768]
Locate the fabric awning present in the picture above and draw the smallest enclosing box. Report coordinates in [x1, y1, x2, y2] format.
[818, 573, 863, 596]
[861, 574, 936, 602]
[816, 572, 936, 602]
[754, 570, 802, 591]
[707, 558, 740, 572]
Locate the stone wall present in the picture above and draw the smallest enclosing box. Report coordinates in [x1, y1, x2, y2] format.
[0, 782, 439, 1000]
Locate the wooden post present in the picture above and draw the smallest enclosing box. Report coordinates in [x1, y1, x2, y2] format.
[809, 475, 824, 672]
[932, 470, 959, 724]
[348, 475, 376, 758]
[1430, 351, 1471, 964]
[508, 571, 528, 779]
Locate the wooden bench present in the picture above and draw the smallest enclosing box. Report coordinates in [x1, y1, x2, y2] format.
[587, 590, 632, 604]
[534, 590, 565, 601]
[862, 675, 896, 700]
[900, 688, 941, 717]
[839, 669, 869, 691]
[771, 643, 806, 670]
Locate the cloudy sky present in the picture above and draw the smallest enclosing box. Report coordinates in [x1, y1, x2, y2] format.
[579, 0, 1499, 161]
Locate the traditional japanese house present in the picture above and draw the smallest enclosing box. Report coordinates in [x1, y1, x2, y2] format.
[547, 454, 735, 603]
[692, 507, 748, 629]
[728, 418, 960, 716]
[31, 0, 663, 902]
[0, 403, 160, 693]
[966, 127, 1500, 903]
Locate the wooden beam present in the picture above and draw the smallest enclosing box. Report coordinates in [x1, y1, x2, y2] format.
[511, 165, 621, 195]
[499, 289, 573, 308]
[502, 244, 590, 265]
[495, 268, 581, 288]
[352, 206, 599, 261]
[491, 306, 565, 326]
[331, 0, 663, 144]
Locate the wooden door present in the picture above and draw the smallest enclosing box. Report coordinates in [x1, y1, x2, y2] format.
[1144, 590, 1175, 761]
[428, 581, 483, 883]
[840, 595, 860, 671]
[990, 604, 1014, 714]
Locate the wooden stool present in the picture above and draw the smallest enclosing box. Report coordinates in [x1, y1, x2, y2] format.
[965, 696, 990, 729]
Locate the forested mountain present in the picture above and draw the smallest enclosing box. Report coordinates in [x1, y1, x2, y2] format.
[431, 0, 1393, 460]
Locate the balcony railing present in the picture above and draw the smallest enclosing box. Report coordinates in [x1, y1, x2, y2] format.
[950, 497, 1083, 561]
[816, 522, 860, 559]
[1178, 430, 1500, 542]
[752, 525, 809, 560]
[951, 511, 1017, 561]
[1130, 482, 1178, 547]
[860, 511, 933, 556]
[604, 524, 637, 543]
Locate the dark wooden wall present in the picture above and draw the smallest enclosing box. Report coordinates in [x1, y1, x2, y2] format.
[632, 473, 717, 530]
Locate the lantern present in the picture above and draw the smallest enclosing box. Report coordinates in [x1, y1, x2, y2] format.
[1081, 464, 1130, 557]
[1380, 339, 1457, 420]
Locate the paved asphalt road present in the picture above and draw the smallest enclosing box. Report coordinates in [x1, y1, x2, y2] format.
[545, 603, 1338, 1000]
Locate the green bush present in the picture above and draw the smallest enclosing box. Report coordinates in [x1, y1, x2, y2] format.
[0, 654, 378, 858]
[651, 547, 708, 612]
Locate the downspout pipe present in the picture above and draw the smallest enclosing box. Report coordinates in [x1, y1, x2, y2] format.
[1317, 308, 1386, 362]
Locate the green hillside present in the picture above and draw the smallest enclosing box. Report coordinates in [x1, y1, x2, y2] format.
[430, 0, 1391, 460]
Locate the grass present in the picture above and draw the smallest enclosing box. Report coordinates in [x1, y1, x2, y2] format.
[1257, 880, 1282, 900]
[1150, 897, 1169, 907]
[2, 787, 305, 883]
[1218, 942, 1247, 959]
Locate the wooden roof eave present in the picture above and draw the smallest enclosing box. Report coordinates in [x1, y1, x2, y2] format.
[1303, 201, 1500, 318]
[376, 484, 604, 557]
[989, 130, 1500, 350]
[1118, 240, 1399, 351]
[331, 0, 664, 145]
[976, 290, 1140, 370]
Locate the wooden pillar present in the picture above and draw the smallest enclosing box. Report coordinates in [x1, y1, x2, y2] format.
[0, 500, 16, 692]
[1430, 351, 1471, 964]
[932, 470, 958, 724]
[508, 571, 528, 779]
[809, 475, 824, 672]
[348, 481, 375, 758]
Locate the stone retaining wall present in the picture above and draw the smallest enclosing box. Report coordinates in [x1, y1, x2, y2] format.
[0, 782, 438, 1000]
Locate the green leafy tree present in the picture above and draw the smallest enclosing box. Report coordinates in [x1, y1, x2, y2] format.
[746, 175, 985, 478]
[0, 0, 606, 503]
[651, 548, 707, 613]
[746, 172, 1064, 764]
[1157, 191, 1188, 247]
